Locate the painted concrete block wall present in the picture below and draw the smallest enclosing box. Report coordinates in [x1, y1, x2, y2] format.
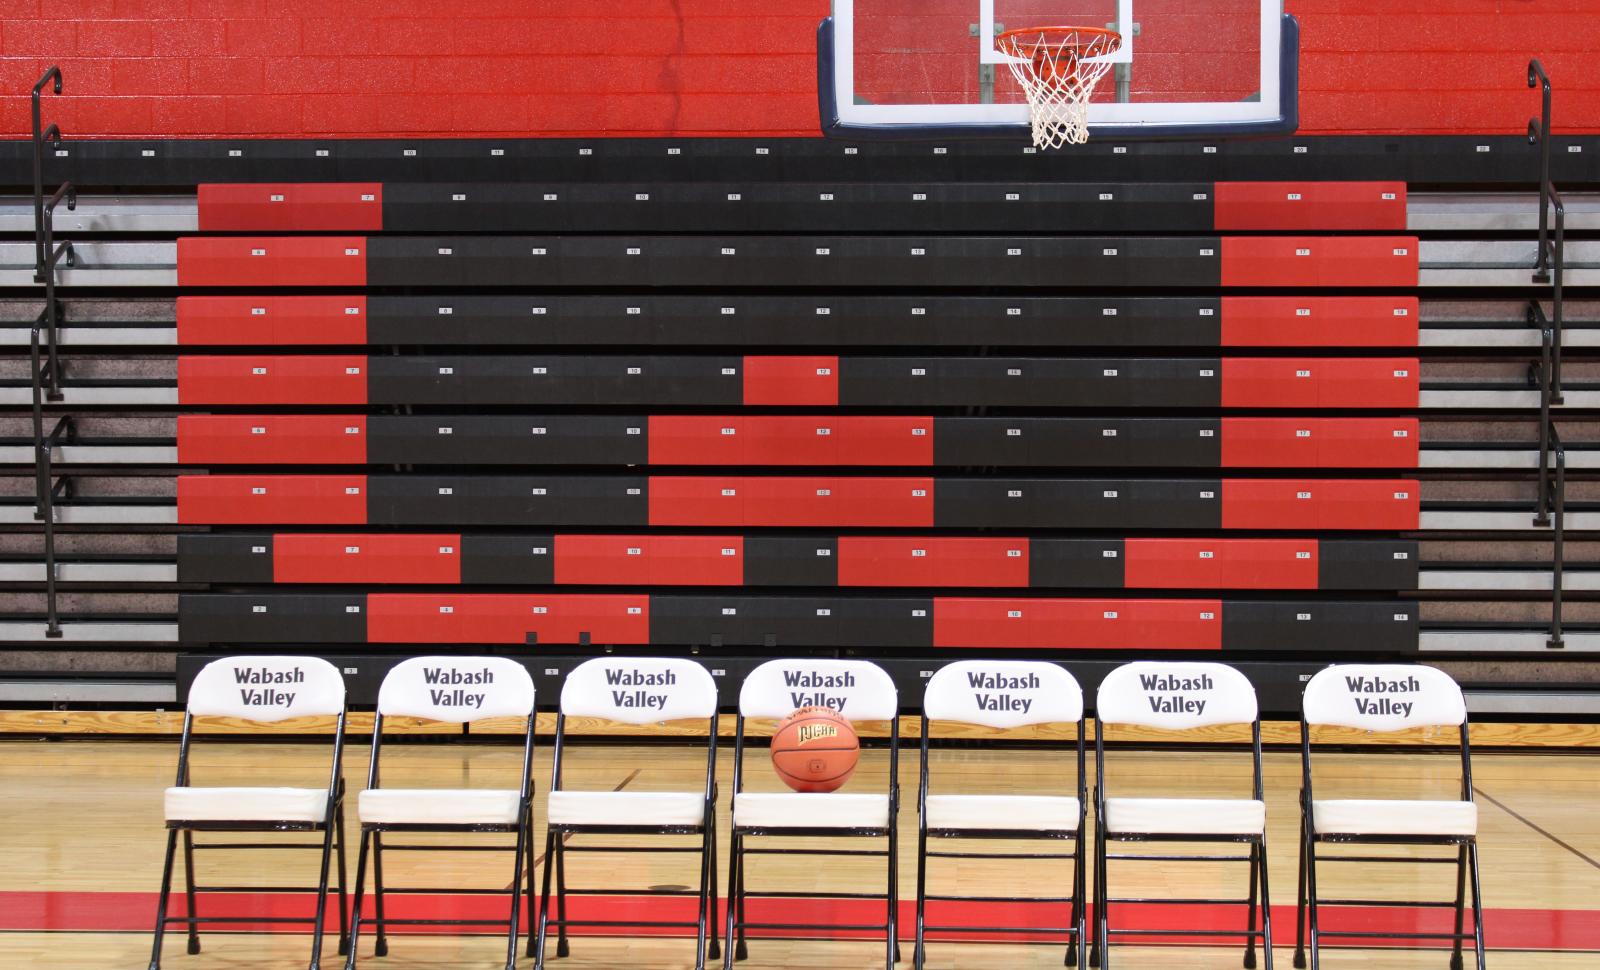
[0, 0, 1595, 138]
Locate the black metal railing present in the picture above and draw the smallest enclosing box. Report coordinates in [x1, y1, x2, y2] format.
[1528, 59, 1554, 282]
[30, 326, 74, 639]
[1529, 317, 1565, 649]
[32, 65, 63, 277]
[31, 65, 73, 401]
[1527, 59, 1565, 401]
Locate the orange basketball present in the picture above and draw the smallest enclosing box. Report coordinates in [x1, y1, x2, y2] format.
[770, 706, 859, 793]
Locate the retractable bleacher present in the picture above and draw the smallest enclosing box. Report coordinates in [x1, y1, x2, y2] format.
[2, 137, 1597, 711]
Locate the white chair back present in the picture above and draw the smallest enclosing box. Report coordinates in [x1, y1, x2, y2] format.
[924, 660, 1082, 729]
[1096, 661, 1257, 729]
[377, 656, 535, 723]
[188, 655, 345, 723]
[1303, 664, 1466, 732]
[739, 658, 897, 721]
[560, 657, 718, 725]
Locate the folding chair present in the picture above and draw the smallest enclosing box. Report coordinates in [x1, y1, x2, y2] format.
[1295, 664, 1484, 970]
[915, 660, 1088, 969]
[1093, 660, 1272, 970]
[724, 658, 900, 970]
[344, 656, 536, 970]
[535, 656, 722, 969]
[150, 655, 349, 970]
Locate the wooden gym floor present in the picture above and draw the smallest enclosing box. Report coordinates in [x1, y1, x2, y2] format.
[1, 735, 1596, 968]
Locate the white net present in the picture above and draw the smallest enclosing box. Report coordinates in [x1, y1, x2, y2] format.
[997, 27, 1121, 149]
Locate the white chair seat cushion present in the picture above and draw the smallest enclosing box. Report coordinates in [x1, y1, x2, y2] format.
[164, 786, 328, 823]
[1104, 797, 1266, 836]
[1313, 799, 1478, 837]
[734, 792, 889, 830]
[548, 790, 706, 828]
[357, 788, 521, 826]
[925, 794, 1080, 832]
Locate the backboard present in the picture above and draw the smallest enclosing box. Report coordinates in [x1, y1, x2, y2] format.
[819, 0, 1298, 141]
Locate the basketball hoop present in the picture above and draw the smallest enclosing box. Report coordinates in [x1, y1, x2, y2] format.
[995, 26, 1122, 149]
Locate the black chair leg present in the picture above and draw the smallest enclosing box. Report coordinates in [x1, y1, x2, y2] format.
[1293, 815, 1308, 970]
[335, 808, 350, 957]
[505, 811, 530, 970]
[1244, 841, 1260, 969]
[1304, 838, 1321, 970]
[534, 829, 558, 970]
[343, 829, 372, 970]
[1467, 841, 1486, 970]
[886, 828, 900, 968]
[734, 837, 748, 962]
[148, 828, 179, 970]
[722, 831, 740, 970]
[370, 832, 389, 958]
[694, 823, 713, 970]
[525, 818, 539, 959]
[554, 835, 570, 958]
[707, 817, 721, 963]
[913, 828, 927, 970]
[1089, 822, 1107, 969]
[1450, 843, 1468, 970]
[308, 813, 339, 970]
[1069, 834, 1086, 968]
[181, 830, 200, 955]
[1258, 837, 1275, 970]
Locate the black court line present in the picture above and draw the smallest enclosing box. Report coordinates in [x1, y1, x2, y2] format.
[1474, 785, 1600, 872]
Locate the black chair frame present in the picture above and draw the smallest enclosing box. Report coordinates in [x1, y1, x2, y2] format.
[1092, 718, 1273, 970]
[1294, 716, 1485, 970]
[723, 715, 901, 970]
[914, 716, 1088, 969]
[343, 710, 536, 970]
[149, 708, 349, 970]
[534, 709, 722, 970]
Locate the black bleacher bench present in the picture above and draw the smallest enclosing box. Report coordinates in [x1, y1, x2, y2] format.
[177, 234, 1420, 289]
[177, 355, 1421, 409]
[178, 294, 1421, 348]
[15, 135, 1595, 187]
[177, 534, 1419, 592]
[176, 592, 1419, 654]
[176, 415, 1421, 470]
[194, 181, 1408, 234]
[175, 474, 1421, 531]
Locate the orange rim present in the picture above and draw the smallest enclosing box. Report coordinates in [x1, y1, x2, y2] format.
[994, 25, 1121, 74]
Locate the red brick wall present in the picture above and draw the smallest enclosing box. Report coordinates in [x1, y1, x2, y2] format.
[1, 0, 1596, 138]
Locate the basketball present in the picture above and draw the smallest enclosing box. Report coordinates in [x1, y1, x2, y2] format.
[770, 706, 860, 793]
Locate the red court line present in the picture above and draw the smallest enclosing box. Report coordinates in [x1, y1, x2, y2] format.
[3, 892, 1596, 951]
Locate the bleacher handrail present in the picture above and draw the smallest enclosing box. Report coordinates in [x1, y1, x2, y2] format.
[31, 65, 63, 281]
[1527, 60, 1565, 401]
[1545, 423, 1565, 650]
[1528, 59, 1553, 281]
[30, 324, 72, 639]
[1528, 308, 1565, 649]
